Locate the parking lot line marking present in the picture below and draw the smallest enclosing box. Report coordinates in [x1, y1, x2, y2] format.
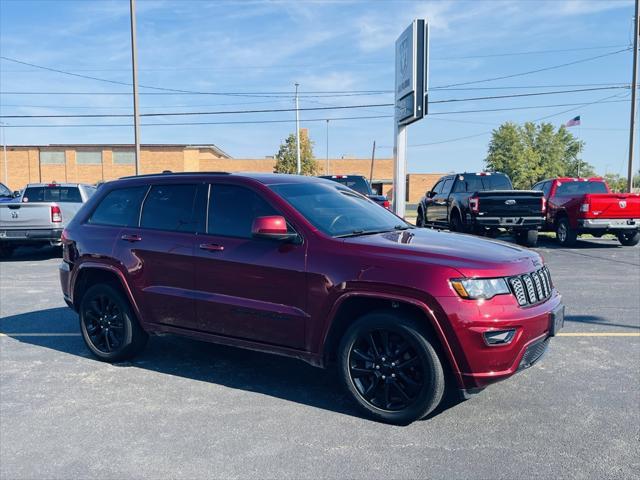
[557, 332, 640, 337]
[0, 333, 81, 337]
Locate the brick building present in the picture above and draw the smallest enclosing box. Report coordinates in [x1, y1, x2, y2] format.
[0, 144, 443, 203]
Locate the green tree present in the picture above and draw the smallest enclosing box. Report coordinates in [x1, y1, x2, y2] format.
[274, 129, 316, 175]
[602, 173, 627, 192]
[485, 122, 590, 189]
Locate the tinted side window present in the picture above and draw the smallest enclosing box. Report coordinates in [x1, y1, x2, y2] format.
[89, 186, 147, 227]
[430, 181, 443, 195]
[208, 184, 278, 238]
[441, 179, 454, 195]
[452, 178, 466, 193]
[140, 184, 200, 233]
[542, 182, 552, 197]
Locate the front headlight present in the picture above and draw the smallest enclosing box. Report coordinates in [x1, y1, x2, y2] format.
[450, 278, 510, 300]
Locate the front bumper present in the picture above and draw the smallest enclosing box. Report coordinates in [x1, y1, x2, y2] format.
[578, 218, 639, 230]
[472, 216, 543, 229]
[0, 228, 63, 243]
[436, 292, 563, 390]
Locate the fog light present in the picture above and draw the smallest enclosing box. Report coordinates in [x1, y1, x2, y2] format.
[483, 329, 516, 346]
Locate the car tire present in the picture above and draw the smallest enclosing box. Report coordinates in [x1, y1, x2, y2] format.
[337, 311, 445, 425]
[79, 283, 148, 362]
[617, 230, 640, 246]
[556, 217, 577, 246]
[416, 207, 425, 227]
[516, 229, 538, 247]
[449, 212, 464, 232]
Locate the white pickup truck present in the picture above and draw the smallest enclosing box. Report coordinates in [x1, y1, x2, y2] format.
[0, 183, 96, 258]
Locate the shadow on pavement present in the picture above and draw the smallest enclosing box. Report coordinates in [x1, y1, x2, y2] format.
[565, 314, 639, 330]
[0, 246, 61, 262]
[1, 307, 467, 422]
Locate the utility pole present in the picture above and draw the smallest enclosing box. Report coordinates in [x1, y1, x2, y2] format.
[369, 140, 376, 184]
[295, 83, 301, 175]
[325, 119, 329, 174]
[628, 0, 639, 192]
[130, 0, 141, 176]
[1, 122, 7, 187]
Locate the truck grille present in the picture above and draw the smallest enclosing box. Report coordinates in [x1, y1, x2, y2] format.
[508, 267, 553, 307]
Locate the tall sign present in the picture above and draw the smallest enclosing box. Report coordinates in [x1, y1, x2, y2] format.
[393, 19, 428, 216]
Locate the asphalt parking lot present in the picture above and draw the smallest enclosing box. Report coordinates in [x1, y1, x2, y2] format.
[1, 236, 639, 479]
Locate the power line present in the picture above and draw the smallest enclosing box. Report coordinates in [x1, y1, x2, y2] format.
[1, 114, 393, 128]
[431, 44, 632, 60]
[434, 48, 632, 89]
[0, 85, 630, 119]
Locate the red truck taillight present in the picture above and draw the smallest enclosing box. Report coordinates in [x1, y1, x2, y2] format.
[470, 196, 480, 213]
[541, 196, 547, 214]
[51, 204, 62, 223]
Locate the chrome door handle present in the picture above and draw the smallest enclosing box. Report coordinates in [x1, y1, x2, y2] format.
[199, 243, 224, 252]
[121, 234, 142, 242]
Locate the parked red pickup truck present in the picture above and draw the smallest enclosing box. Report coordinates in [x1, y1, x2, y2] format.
[532, 177, 640, 246]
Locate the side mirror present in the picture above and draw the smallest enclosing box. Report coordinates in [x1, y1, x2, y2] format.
[12, 191, 20, 197]
[427, 190, 436, 198]
[251, 216, 299, 242]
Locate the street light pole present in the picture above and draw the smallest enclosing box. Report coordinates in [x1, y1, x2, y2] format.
[325, 119, 329, 174]
[628, 0, 639, 192]
[1, 123, 7, 187]
[295, 83, 301, 175]
[130, 0, 141, 176]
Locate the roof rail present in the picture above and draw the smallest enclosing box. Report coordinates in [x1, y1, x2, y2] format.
[118, 171, 230, 180]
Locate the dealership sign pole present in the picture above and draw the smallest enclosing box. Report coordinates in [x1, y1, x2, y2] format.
[393, 19, 428, 217]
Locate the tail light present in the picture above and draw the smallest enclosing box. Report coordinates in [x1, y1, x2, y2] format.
[382, 200, 390, 209]
[51, 204, 62, 223]
[541, 196, 547, 214]
[469, 196, 480, 213]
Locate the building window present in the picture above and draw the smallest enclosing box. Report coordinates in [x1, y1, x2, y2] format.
[76, 150, 102, 165]
[112, 149, 135, 165]
[39, 150, 65, 164]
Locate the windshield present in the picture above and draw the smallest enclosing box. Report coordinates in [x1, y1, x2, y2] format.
[320, 176, 373, 195]
[0, 183, 11, 197]
[270, 182, 410, 237]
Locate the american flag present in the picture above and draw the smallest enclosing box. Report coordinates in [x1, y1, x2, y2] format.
[565, 115, 581, 127]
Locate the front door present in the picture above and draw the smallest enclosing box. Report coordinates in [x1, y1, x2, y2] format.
[193, 183, 308, 349]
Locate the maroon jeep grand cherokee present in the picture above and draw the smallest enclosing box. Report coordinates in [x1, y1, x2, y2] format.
[59, 172, 564, 424]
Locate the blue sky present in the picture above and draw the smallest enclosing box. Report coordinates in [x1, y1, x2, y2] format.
[0, 0, 636, 176]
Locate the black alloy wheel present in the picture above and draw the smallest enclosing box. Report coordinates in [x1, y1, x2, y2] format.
[84, 293, 126, 354]
[449, 213, 463, 233]
[80, 283, 148, 362]
[618, 230, 640, 246]
[338, 311, 445, 425]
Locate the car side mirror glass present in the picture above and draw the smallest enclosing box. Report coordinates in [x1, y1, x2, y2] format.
[12, 191, 20, 197]
[251, 215, 299, 242]
[427, 191, 436, 198]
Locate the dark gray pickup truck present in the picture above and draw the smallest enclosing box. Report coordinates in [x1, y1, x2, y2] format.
[416, 172, 545, 247]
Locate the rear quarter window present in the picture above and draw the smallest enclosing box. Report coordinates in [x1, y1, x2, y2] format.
[88, 186, 148, 227]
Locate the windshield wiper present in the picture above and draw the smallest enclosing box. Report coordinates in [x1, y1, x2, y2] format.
[336, 225, 412, 238]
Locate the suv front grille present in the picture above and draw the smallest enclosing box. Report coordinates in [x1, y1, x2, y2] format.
[508, 267, 553, 307]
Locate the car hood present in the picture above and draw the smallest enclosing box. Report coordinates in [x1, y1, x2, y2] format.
[342, 228, 542, 278]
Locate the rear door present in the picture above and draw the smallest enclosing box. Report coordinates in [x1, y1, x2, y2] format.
[119, 183, 204, 329]
[193, 182, 307, 349]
